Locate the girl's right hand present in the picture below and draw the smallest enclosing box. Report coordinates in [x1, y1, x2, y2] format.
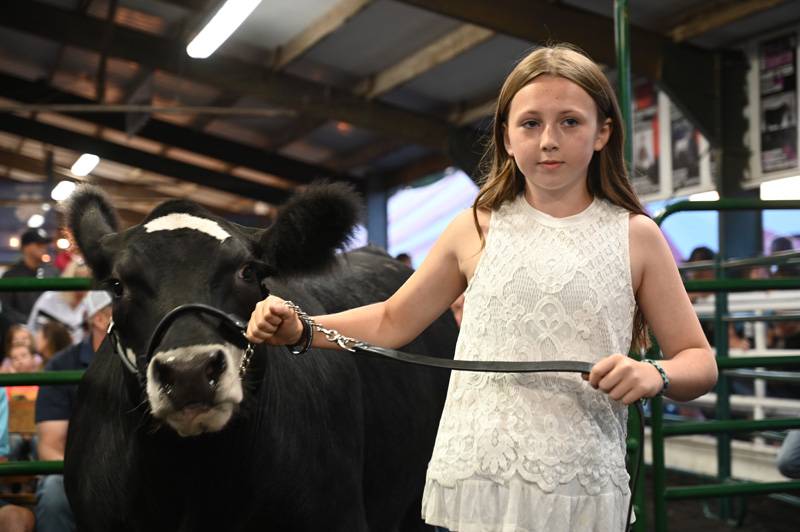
[246, 295, 303, 345]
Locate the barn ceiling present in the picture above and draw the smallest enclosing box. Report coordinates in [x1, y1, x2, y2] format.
[0, 0, 797, 229]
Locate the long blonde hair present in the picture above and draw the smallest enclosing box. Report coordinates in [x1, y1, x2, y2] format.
[473, 43, 648, 349]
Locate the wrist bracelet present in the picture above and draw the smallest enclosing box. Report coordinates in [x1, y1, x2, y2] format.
[286, 316, 313, 356]
[643, 359, 669, 396]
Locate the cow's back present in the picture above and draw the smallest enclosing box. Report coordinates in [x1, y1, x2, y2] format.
[298, 246, 457, 531]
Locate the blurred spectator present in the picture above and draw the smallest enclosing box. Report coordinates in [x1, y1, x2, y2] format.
[395, 253, 413, 268]
[684, 246, 716, 301]
[0, 228, 58, 325]
[768, 236, 800, 350]
[0, 390, 36, 532]
[35, 290, 112, 532]
[0, 325, 41, 373]
[7, 344, 39, 375]
[770, 236, 800, 278]
[5, 342, 40, 463]
[34, 322, 72, 366]
[27, 259, 90, 346]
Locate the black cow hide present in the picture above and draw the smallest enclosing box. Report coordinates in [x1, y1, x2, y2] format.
[63, 184, 457, 532]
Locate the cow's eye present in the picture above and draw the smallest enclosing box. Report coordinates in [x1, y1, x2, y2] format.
[237, 264, 256, 282]
[106, 279, 124, 299]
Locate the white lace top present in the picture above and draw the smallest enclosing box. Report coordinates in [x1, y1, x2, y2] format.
[422, 195, 635, 532]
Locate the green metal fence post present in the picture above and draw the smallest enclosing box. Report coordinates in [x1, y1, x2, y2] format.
[615, 3, 646, 529]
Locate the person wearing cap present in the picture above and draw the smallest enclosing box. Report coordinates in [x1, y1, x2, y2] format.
[34, 290, 112, 532]
[0, 228, 59, 325]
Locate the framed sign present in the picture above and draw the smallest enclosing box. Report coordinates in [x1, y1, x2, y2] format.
[759, 33, 798, 174]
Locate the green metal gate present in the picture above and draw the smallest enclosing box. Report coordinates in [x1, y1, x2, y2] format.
[650, 198, 800, 531]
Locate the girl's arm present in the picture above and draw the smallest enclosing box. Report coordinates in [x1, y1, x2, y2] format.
[589, 215, 718, 403]
[247, 209, 481, 349]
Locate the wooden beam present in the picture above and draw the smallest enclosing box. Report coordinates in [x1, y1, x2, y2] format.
[397, 0, 663, 80]
[397, 0, 720, 145]
[273, 0, 372, 69]
[355, 24, 494, 98]
[325, 138, 406, 172]
[450, 98, 495, 126]
[0, 72, 353, 185]
[188, 92, 241, 131]
[669, 0, 787, 43]
[96, 0, 120, 103]
[1, 0, 451, 149]
[275, 23, 492, 151]
[0, 114, 291, 204]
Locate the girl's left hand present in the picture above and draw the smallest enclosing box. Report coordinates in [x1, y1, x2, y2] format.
[584, 354, 664, 404]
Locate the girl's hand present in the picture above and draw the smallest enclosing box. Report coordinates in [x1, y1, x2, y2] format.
[585, 354, 664, 404]
[246, 295, 303, 346]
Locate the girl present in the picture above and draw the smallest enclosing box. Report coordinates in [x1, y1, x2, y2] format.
[246, 44, 717, 531]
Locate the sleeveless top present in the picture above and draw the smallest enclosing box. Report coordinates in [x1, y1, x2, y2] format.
[422, 195, 636, 532]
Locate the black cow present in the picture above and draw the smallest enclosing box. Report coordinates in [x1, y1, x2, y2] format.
[63, 183, 457, 532]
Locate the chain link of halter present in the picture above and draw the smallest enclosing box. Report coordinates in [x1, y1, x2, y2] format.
[283, 300, 367, 353]
[238, 341, 255, 377]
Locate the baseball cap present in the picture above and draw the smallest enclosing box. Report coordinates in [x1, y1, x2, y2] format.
[20, 228, 52, 247]
[84, 290, 112, 317]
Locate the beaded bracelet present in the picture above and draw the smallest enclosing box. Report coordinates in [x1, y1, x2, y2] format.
[643, 359, 670, 396]
[286, 315, 314, 356]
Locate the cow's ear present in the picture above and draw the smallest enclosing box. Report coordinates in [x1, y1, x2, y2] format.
[65, 185, 120, 279]
[260, 182, 361, 274]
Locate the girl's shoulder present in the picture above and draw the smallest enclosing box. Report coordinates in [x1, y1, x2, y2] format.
[448, 207, 491, 238]
[628, 213, 663, 244]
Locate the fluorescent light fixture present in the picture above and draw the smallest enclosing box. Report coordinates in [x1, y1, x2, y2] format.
[760, 175, 800, 200]
[689, 191, 719, 202]
[71, 153, 100, 176]
[27, 214, 45, 228]
[56, 238, 70, 250]
[186, 0, 262, 59]
[51, 180, 77, 201]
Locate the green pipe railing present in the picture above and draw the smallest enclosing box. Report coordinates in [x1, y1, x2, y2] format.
[667, 480, 800, 500]
[0, 277, 93, 291]
[0, 371, 84, 386]
[652, 198, 800, 532]
[662, 418, 800, 436]
[653, 198, 800, 224]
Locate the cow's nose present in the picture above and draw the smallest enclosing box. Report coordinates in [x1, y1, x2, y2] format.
[152, 350, 228, 408]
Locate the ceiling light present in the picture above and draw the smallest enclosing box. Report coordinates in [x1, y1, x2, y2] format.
[9, 237, 19, 248]
[71, 154, 100, 176]
[56, 238, 70, 250]
[27, 214, 45, 228]
[51, 180, 77, 201]
[186, 0, 262, 59]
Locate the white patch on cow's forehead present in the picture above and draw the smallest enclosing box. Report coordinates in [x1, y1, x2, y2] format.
[144, 213, 230, 242]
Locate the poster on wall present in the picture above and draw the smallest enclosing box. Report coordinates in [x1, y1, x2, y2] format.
[670, 104, 701, 191]
[759, 33, 797, 173]
[632, 82, 660, 196]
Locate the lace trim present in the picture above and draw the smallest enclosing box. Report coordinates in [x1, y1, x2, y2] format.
[427, 196, 635, 503]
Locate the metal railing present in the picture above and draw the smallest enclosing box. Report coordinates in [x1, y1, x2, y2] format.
[650, 198, 800, 531]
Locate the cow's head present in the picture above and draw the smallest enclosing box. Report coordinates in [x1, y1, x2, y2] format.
[67, 183, 361, 437]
